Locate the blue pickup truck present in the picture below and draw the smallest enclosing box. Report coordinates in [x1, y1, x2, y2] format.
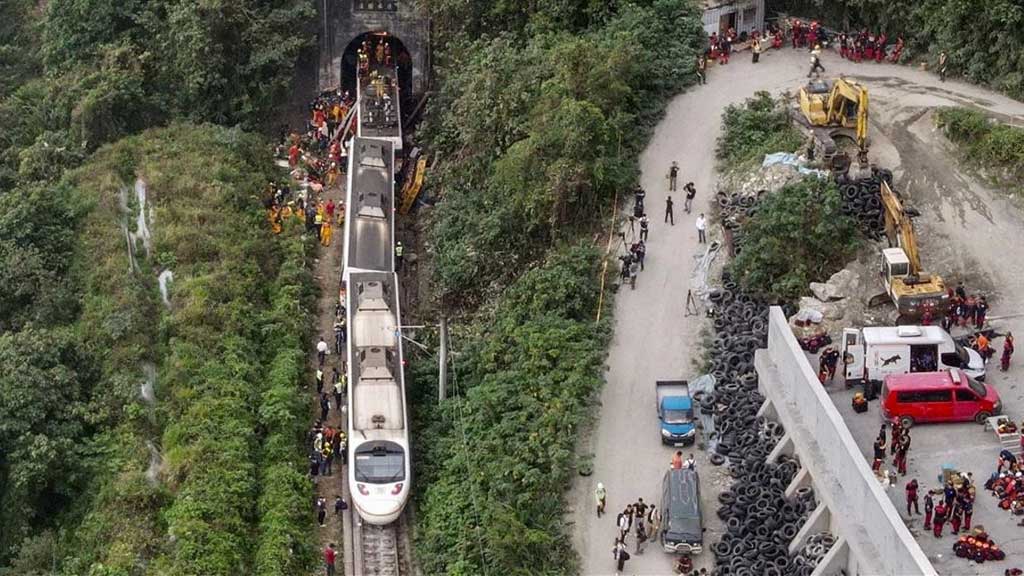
[657, 380, 696, 446]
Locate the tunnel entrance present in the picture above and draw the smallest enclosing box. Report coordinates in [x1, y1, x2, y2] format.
[342, 32, 413, 108]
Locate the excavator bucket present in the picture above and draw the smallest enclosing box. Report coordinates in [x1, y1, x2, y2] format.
[867, 292, 892, 308]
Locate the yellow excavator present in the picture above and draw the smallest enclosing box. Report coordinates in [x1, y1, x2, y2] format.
[796, 77, 869, 175]
[870, 181, 950, 323]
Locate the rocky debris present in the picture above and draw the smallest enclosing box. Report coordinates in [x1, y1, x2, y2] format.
[799, 296, 844, 321]
[809, 268, 861, 301]
[809, 282, 840, 302]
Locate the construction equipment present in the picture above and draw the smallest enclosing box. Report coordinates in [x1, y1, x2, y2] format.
[398, 153, 426, 215]
[869, 180, 949, 323]
[795, 77, 869, 175]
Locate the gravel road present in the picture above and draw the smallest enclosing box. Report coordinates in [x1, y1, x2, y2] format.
[569, 44, 1024, 576]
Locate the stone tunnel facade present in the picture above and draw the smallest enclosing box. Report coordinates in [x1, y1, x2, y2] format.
[320, 0, 430, 95]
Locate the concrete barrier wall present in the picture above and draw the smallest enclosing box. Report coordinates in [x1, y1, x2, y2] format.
[756, 306, 935, 576]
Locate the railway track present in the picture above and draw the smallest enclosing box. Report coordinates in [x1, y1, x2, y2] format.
[353, 513, 411, 576]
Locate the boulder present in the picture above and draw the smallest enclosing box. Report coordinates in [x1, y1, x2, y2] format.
[826, 268, 860, 300]
[799, 296, 844, 321]
[810, 281, 841, 302]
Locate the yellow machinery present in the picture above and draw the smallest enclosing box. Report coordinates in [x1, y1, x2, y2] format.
[872, 181, 949, 323]
[399, 155, 427, 215]
[797, 77, 869, 172]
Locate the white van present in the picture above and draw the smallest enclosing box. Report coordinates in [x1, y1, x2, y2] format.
[842, 325, 986, 386]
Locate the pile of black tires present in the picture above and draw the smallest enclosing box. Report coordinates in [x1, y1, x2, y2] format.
[704, 275, 825, 576]
[714, 189, 766, 256]
[837, 168, 894, 241]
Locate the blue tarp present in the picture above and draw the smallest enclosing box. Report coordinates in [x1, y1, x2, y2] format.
[762, 152, 829, 177]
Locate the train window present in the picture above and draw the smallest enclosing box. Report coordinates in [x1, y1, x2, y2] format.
[355, 441, 406, 483]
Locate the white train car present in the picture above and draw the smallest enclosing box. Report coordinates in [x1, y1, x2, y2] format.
[343, 135, 409, 525]
[345, 272, 409, 524]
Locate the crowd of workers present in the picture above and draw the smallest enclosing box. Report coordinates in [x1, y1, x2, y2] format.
[695, 17, 961, 86]
[264, 87, 355, 238]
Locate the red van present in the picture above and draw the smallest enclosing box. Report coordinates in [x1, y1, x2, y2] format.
[881, 368, 1001, 429]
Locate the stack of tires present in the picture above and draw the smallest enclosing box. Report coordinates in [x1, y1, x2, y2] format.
[715, 189, 767, 256]
[790, 531, 836, 574]
[705, 273, 820, 576]
[837, 168, 893, 241]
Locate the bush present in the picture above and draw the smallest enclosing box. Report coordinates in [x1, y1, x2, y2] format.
[729, 178, 860, 302]
[423, 0, 706, 300]
[413, 244, 609, 576]
[716, 91, 803, 167]
[935, 106, 1024, 192]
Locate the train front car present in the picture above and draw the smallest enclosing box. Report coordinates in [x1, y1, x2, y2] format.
[346, 272, 410, 524]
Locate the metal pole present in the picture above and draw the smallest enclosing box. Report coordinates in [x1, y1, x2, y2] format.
[438, 315, 449, 402]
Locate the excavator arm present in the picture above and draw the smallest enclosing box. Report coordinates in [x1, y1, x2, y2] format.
[879, 181, 922, 275]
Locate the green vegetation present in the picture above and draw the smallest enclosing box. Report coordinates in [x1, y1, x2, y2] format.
[0, 0, 317, 569]
[0, 124, 317, 574]
[410, 1, 706, 574]
[772, 0, 1024, 99]
[0, 0, 313, 188]
[716, 91, 803, 167]
[729, 178, 860, 302]
[934, 107, 1024, 194]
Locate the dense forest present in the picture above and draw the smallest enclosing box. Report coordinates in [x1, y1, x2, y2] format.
[408, 1, 705, 574]
[772, 0, 1024, 99]
[0, 0, 316, 574]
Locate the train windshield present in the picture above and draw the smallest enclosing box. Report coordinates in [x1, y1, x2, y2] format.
[354, 441, 406, 483]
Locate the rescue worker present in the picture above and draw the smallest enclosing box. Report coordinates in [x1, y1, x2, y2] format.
[949, 500, 962, 534]
[268, 206, 282, 234]
[975, 295, 988, 329]
[962, 497, 973, 531]
[894, 439, 908, 476]
[595, 483, 607, 517]
[924, 491, 934, 529]
[395, 241, 404, 271]
[933, 501, 947, 537]
[906, 479, 920, 515]
[872, 437, 885, 471]
[944, 481, 956, 508]
[332, 367, 343, 411]
[820, 346, 840, 381]
[1002, 332, 1015, 372]
[333, 317, 345, 354]
[320, 216, 332, 246]
[808, 45, 825, 78]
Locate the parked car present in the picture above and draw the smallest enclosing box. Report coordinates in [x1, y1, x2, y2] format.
[660, 468, 703, 555]
[656, 380, 696, 446]
[880, 368, 1001, 429]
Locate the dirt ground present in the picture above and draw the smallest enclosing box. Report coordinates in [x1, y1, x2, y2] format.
[569, 45, 1024, 576]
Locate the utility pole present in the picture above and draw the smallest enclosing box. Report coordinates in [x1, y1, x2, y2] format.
[438, 315, 449, 402]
